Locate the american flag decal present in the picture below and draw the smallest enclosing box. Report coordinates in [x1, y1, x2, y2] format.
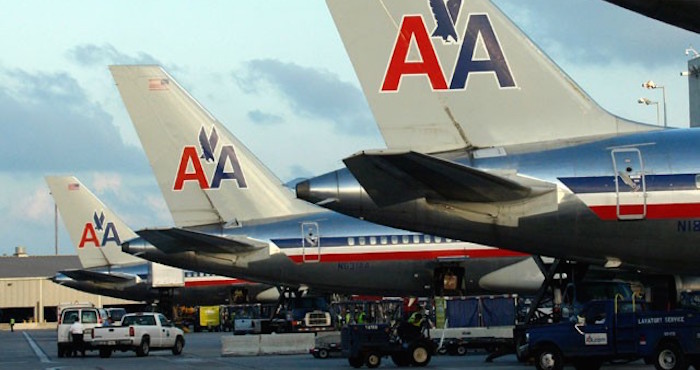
[148, 78, 170, 90]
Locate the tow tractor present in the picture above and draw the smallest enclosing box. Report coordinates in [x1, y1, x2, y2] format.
[342, 319, 437, 368]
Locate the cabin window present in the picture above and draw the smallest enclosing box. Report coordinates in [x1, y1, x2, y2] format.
[434, 236, 442, 243]
[696, 174, 700, 188]
[402, 235, 410, 244]
[348, 237, 355, 246]
[370, 236, 377, 245]
[424, 235, 432, 243]
[391, 236, 398, 244]
[413, 235, 420, 244]
[359, 237, 366, 245]
[446, 238, 453, 243]
[380, 236, 388, 245]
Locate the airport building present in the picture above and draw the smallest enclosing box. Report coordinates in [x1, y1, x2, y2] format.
[0, 247, 138, 325]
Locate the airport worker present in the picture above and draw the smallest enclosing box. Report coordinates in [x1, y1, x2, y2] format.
[69, 320, 85, 357]
[9, 317, 14, 332]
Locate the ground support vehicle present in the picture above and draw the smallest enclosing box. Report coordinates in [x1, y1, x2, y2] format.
[91, 312, 184, 358]
[342, 323, 437, 368]
[526, 299, 700, 370]
[433, 295, 519, 359]
[56, 304, 108, 358]
[194, 305, 220, 332]
[270, 295, 334, 333]
[310, 332, 342, 359]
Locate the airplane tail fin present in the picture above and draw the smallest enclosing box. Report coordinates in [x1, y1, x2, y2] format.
[110, 65, 316, 228]
[46, 176, 142, 269]
[327, 0, 659, 152]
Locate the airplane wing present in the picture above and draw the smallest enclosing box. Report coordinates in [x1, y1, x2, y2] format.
[603, 0, 700, 34]
[60, 269, 136, 284]
[136, 228, 268, 255]
[343, 151, 553, 207]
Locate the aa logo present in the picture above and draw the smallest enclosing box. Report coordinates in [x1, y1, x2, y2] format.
[173, 126, 247, 191]
[382, 0, 515, 92]
[79, 211, 120, 248]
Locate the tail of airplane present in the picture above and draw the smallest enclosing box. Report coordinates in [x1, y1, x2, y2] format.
[109, 65, 317, 228]
[46, 176, 142, 269]
[327, 0, 659, 152]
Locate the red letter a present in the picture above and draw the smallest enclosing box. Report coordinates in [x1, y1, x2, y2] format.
[381, 16, 448, 91]
[173, 147, 209, 191]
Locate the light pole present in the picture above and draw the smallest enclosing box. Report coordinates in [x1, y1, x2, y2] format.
[642, 80, 667, 127]
[638, 97, 660, 125]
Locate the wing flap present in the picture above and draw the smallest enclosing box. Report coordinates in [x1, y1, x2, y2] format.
[136, 228, 268, 255]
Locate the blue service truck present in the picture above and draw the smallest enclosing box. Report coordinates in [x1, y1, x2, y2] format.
[525, 299, 700, 370]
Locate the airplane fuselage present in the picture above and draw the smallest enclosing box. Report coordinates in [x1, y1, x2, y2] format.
[125, 211, 529, 296]
[300, 128, 700, 275]
[53, 263, 269, 305]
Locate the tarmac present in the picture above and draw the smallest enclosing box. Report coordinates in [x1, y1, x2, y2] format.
[0, 328, 656, 370]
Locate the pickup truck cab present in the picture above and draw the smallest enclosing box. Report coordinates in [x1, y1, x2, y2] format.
[526, 299, 700, 370]
[91, 312, 184, 358]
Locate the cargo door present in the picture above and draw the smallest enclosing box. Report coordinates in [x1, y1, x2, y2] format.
[301, 222, 321, 263]
[611, 148, 646, 220]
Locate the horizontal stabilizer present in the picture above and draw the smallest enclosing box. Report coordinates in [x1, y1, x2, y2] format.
[344, 151, 546, 206]
[136, 228, 268, 255]
[60, 269, 136, 284]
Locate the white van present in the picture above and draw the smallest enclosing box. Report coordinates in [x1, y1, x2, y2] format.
[57, 305, 108, 357]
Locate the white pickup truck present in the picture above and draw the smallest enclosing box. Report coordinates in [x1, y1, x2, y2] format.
[91, 312, 184, 358]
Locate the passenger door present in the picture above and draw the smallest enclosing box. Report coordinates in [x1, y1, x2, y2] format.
[301, 222, 321, 263]
[611, 148, 646, 220]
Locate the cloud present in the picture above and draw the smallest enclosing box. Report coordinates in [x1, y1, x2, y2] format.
[67, 43, 162, 66]
[92, 172, 123, 195]
[494, 0, 697, 67]
[235, 59, 376, 135]
[0, 68, 149, 173]
[10, 186, 53, 224]
[247, 109, 284, 125]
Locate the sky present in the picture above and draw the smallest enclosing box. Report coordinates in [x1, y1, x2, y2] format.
[0, 1, 697, 257]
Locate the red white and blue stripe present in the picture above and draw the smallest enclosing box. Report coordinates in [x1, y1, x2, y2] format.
[559, 174, 700, 220]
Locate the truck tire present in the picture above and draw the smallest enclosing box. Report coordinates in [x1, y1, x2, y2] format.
[391, 353, 411, 367]
[409, 342, 432, 367]
[318, 348, 329, 359]
[655, 342, 688, 370]
[99, 348, 112, 358]
[456, 344, 467, 356]
[365, 352, 381, 368]
[348, 356, 363, 368]
[535, 345, 564, 370]
[172, 336, 184, 355]
[136, 336, 150, 357]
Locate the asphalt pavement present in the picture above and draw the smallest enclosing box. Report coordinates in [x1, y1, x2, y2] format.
[0, 329, 656, 370]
